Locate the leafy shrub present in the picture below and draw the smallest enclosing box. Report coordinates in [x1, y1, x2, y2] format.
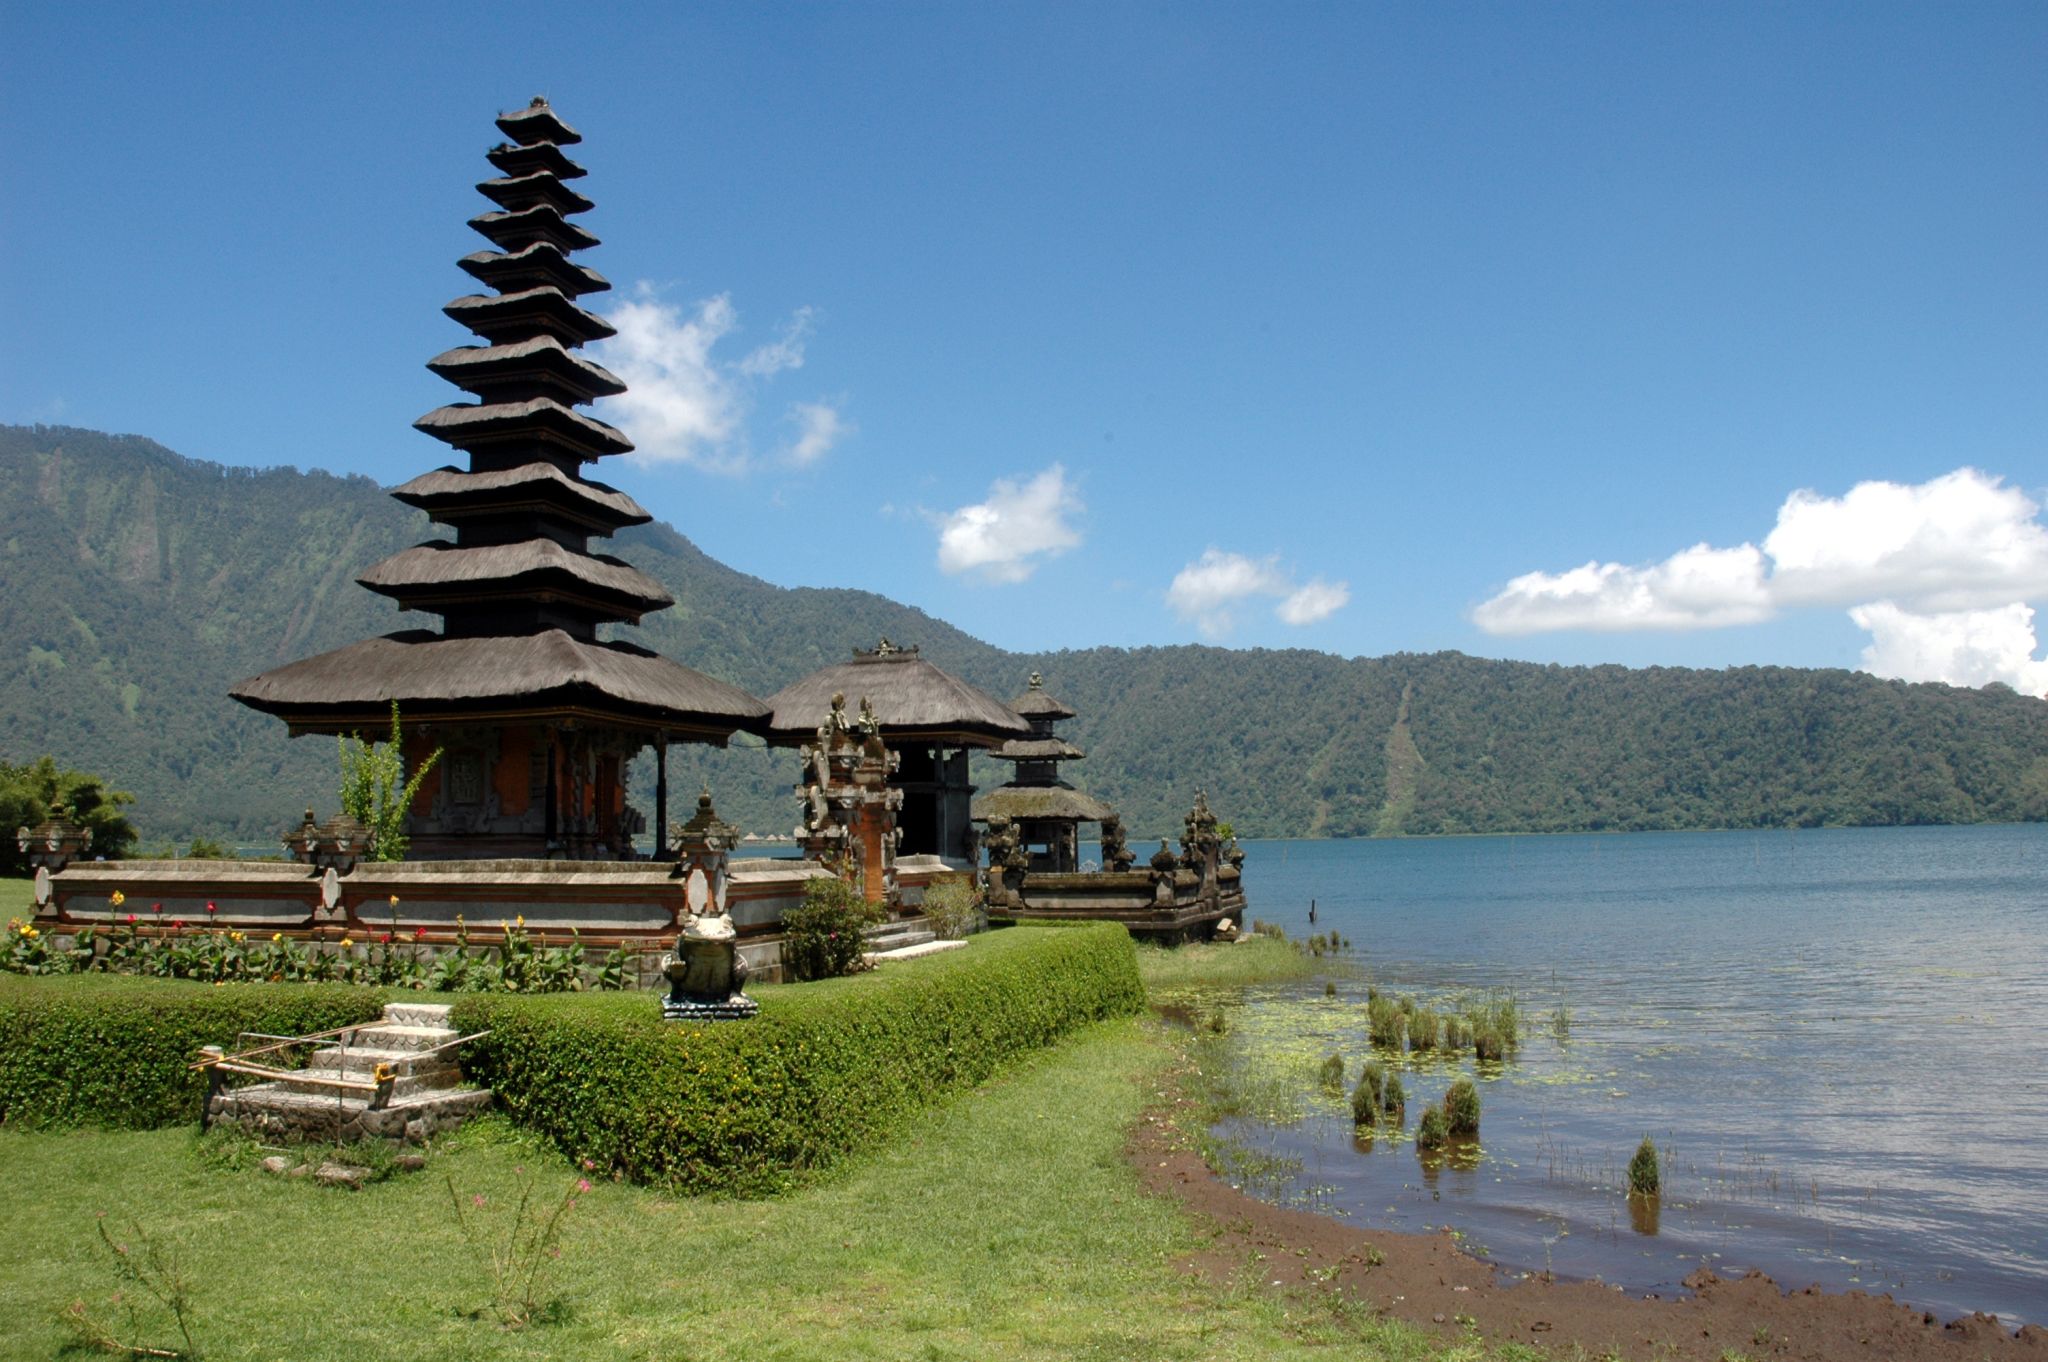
[1351, 1061, 1385, 1124]
[0, 974, 385, 1128]
[337, 702, 440, 862]
[1318, 1051, 1345, 1090]
[1444, 1076, 1480, 1135]
[1415, 1102, 1448, 1150]
[781, 876, 887, 982]
[1629, 1136, 1661, 1196]
[920, 874, 984, 940]
[454, 924, 1144, 1196]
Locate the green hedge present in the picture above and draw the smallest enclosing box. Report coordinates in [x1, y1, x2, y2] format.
[0, 975, 388, 1129]
[453, 923, 1144, 1195]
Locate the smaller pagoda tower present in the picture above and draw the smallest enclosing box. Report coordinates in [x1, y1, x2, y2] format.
[971, 673, 1116, 873]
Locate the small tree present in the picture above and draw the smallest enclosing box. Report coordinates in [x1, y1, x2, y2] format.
[0, 756, 137, 875]
[338, 702, 441, 862]
[781, 875, 887, 982]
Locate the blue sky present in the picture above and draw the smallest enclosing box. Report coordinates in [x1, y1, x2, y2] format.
[6, 3, 2046, 689]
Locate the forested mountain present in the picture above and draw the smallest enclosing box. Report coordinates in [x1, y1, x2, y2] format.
[4, 424, 2045, 846]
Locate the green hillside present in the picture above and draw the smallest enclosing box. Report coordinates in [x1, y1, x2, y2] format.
[4, 424, 2045, 846]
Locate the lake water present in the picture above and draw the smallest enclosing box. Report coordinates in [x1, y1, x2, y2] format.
[1198, 826, 2048, 1326]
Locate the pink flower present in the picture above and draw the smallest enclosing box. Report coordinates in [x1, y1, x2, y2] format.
[581, 1158, 595, 1171]
[205, 901, 217, 914]
[576, 1178, 591, 1194]
[150, 902, 161, 914]
[472, 1194, 485, 1207]
[125, 914, 136, 924]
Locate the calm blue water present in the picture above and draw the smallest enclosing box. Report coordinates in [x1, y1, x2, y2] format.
[1204, 826, 2048, 1326]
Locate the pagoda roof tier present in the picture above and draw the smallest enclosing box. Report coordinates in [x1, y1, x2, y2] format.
[443, 287, 617, 346]
[231, 629, 770, 741]
[497, 98, 582, 147]
[478, 171, 596, 217]
[427, 337, 626, 404]
[994, 736, 1086, 762]
[765, 642, 1028, 748]
[392, 463, 651, 534]
[971, 784, 1117, 825]
[1010, 674, 1078, 720]
[459, 242, 610, 298]
[487, 139, 586, 181]
[416, 396, 634, 461]
[358, 539, 672, 617]
[469, 204, 599, 254]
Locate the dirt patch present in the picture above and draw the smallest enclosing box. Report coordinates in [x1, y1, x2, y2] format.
[1129, 1074, 2044, 1360]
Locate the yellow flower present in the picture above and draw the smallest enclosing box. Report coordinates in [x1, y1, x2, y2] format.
[110, 890, 126, 907]
[230, 931, 244, 943]
[339, 938, 354, 950]
[389, 895, 400, 908]
[271, 932, 282, 943]
[22, 925, 38, 939]
[515, 915, 525, 928]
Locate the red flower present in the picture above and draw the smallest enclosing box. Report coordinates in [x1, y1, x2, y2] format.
[205, 901, 217, 914]
[125, 914, 136, 925]
[378, 932, 392, 944]
[413, 926, 426, 940]
[150, 903, 162, 914]
[172, 920, 185, 930]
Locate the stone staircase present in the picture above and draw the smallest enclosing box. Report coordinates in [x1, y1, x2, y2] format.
[863, 914, 968, 964]
[205, 1002, 494, 1146]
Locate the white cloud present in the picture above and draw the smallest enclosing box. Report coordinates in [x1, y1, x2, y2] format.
[934, 465, 1083, 583]
[1166, 549, 1350, 635]
[1472, 467, 2048, 693]
[1849, 602, 2048, 696]
[785, 401, 849, 467]
[596, 288, 835, 473]
[1278, 577, 1352, 626]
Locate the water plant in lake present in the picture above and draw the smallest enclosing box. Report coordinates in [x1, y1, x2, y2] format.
[1319, 1051, 1345, 1090]
[1550, 999, 1572, 1041]
[1352, 1061, 1386, 1124]
[1416, 1102, 1449, 1151]
[1473, 1027, 1505, 1061]
[1381, 1071, 1406, 1121]
[1461, 988, 1521, 1051]
[1367, 994, 1405, 1048]
[1442, 1013, 1471, 1050]
[1444, 1076, 1481, 1135]
[1629, 1136, 1661, 1196]
[1407, 1007, 1441, 1052]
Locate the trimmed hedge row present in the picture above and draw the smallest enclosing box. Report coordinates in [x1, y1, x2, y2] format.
[452, 922, 1144, 1195]
[0, 974, 389, 1129]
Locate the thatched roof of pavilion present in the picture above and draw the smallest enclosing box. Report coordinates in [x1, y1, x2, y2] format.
[230, 630, 769, 740]
[765, 642, 1027, 747]
[358, 539, 670, 611]
[972, 784, 1116, 824]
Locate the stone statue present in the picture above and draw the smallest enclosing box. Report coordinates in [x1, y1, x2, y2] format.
[1099, 814, 1136, 871]
[660, 904, 759, 1021]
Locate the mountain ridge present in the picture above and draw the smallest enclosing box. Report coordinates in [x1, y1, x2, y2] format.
[5, 423, 2045, 846]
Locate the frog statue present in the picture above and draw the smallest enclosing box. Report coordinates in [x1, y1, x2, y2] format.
[659, 904, 760, 1021]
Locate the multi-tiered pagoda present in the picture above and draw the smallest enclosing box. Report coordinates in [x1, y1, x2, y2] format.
[972, 673, 1117, 872]
[234, 98, 769, 860]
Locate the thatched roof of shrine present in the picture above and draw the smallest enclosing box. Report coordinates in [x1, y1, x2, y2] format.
[230, 630, 769, 739]
[1008, 674, 1077, 720]
[391, 463, 650, 531]
[972, 784, 1117, 824]
[994, 736, 1085, 762]
[358, 540, 671, 613]
[765, 643, 1027, 747]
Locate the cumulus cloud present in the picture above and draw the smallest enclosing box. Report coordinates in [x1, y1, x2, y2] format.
[596, 288, 840, 473]
[1167, 549, 1351, 635]
[1849, 602, 2048, 695]
[1473, 468, 2048, 694]
[934, 465, 1083, 583]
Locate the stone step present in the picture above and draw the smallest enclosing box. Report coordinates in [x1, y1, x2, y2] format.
[381, 1002, 453, 1028]
[278, 1067, 446, 1100]
[349, 1023, 459, 1052]
[209, 1082, 495, 1145]
[867, 938, 968, 963]
[306, 1044, 458, 1078]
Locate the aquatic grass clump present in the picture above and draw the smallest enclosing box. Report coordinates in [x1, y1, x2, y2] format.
[1550, 1000, 1572, 1041]
[1415, 1102, 1448, 1151]
[1367, 994, 1405, 1049]
[1407, 1008, 1441, 1052]
[1628, 1137, 1661, 1196]
[1351, 1061, 1386, 1125]
[1442, 1014, 1471, 1050]
[1319, 1052, 1345, 1090]
[1444, 1076, 1480, 1135]
[1472, 1027, 1505, 1061]
[1381, 1071, 1405, 1121]
[1461, 989, 1520, 1050]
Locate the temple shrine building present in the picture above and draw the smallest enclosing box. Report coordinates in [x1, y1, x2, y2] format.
[231, 98, 770, 859]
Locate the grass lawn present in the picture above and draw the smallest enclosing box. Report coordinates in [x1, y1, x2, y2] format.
[0, 1026, 1518, 1359]
[2, 875, 33, 921]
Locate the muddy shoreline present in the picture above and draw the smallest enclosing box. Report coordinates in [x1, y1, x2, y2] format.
[1129, 1061, 2044, 1361]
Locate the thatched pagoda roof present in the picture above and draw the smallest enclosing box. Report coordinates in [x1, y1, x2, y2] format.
[457, 243, 610, 300]
[1008, 672, 1077, 720]
[765, 642, 1027, 747]
[497, 97, 581, 146]
[391, 463, 650, 532]
[414, 396, 632, 461]
[427, 336, 625, 403]
[442, 287, 616, 345]
[477, 171, 595, 217]
[972, 784, 1116, 824]
[487, 139, 584, 181]
[468, 204, 599, 254]
[993, 736, 1085, 762]
[358, 540, 671, 615]
[232, 630, 768, 740]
